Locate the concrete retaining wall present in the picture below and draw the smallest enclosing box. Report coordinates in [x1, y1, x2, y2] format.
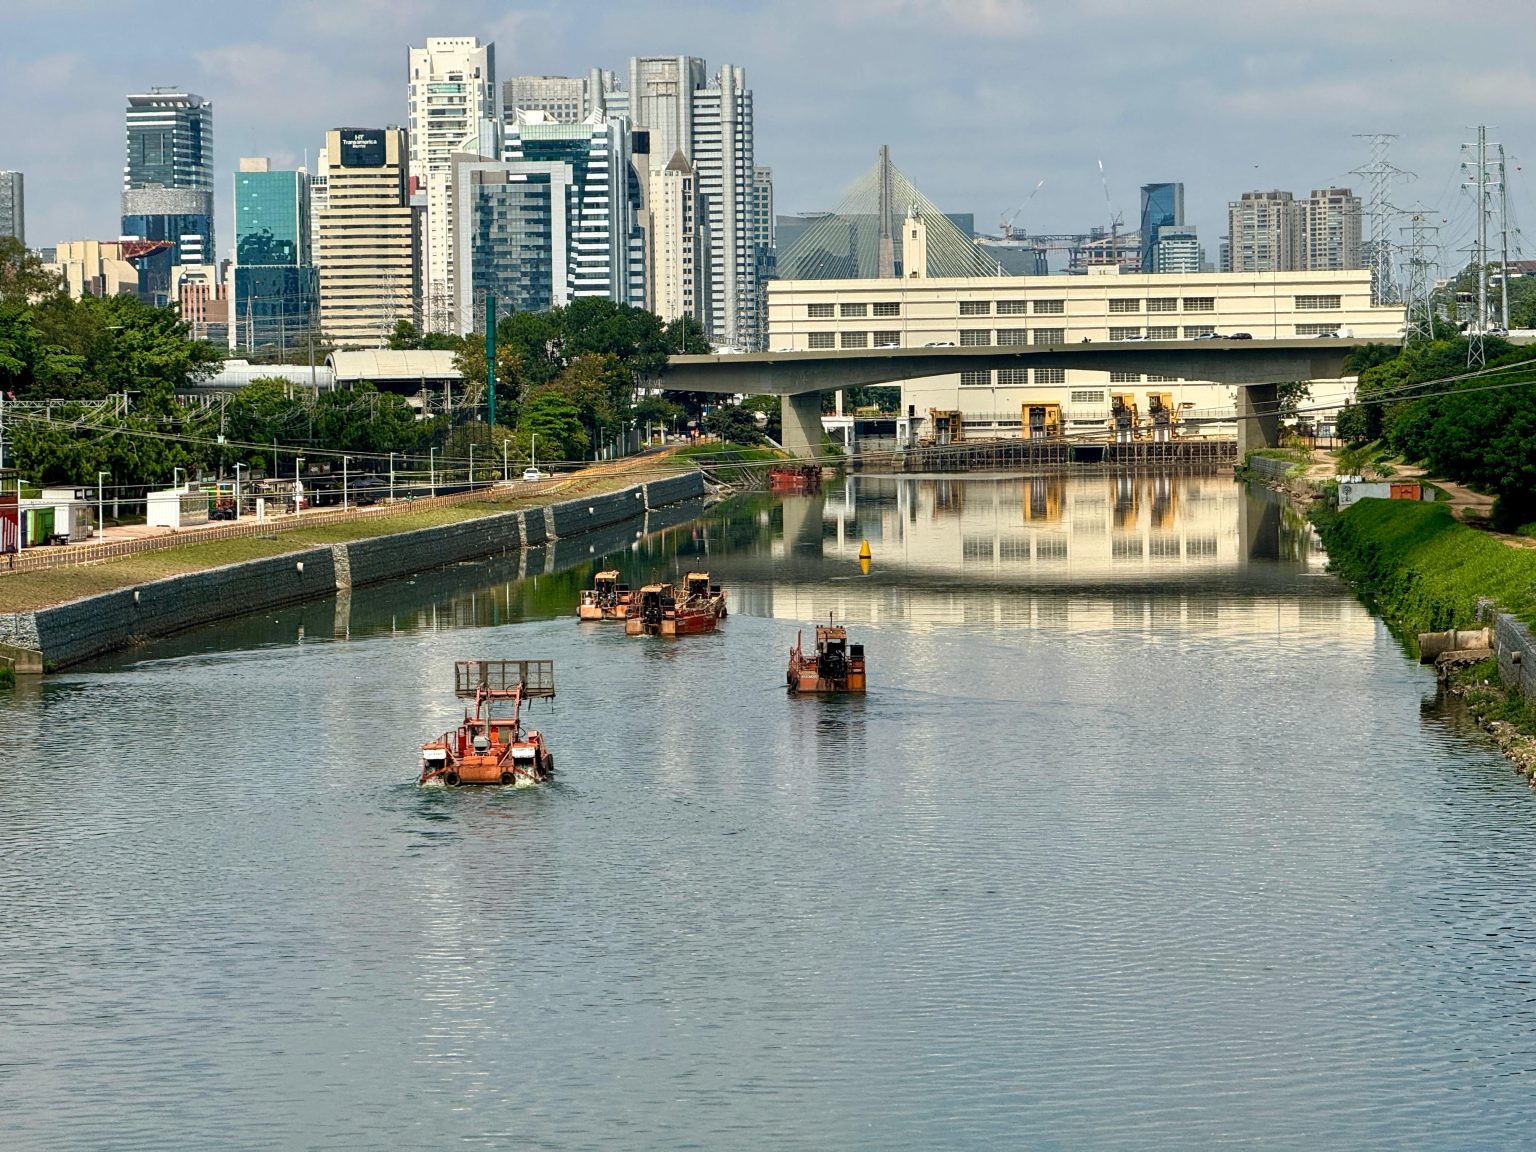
[1245, 456, 1297, 484]
[30, 547, 337, 669]
[4, 474, 706, 672]
[1489, 610, 1536, 700]
[549, 486, 649, 539]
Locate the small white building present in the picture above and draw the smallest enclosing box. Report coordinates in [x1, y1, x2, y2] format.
[146, 486, 211, 530]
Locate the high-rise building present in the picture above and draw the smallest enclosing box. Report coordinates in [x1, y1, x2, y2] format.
[1139, 182, 1184, 273]
[452, 110, 646, 331]
[230, 158, 319, 354]
[407, 37, 499, 332]
[120, 90, 214, 305]
[1300, 187, 1363, 272]
[0, 170, 23, 244]
[1152, 225, 1203, 274]
[502, 71, 620, 123]
[652, 150, 706, 326]
[314, 128, 417, 347]
[626, 56, 768, 348]
[1227, 190, 1300, 273]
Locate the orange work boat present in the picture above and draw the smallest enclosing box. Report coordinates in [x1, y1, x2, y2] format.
[577, 569, 632, 621]
[625, 572, 727, 637]
[420, 659, 556, 786]
[769, 464, 822, 493]
[788, 618, 866, 693]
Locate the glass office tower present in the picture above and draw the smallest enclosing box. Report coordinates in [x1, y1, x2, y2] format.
[121, 90, 214, 304]
[231, 161, 318, 354]
[1138, 182, 1184, 273]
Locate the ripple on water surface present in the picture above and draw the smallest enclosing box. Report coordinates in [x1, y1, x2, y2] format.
[5, 479, 1536, 1149]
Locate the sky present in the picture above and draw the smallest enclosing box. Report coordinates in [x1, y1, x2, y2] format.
[4, 0, 1535, 272]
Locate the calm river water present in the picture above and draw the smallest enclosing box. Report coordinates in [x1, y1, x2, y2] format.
[5, 473, 1536, 1149]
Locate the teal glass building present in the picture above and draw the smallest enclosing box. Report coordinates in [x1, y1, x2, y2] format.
[233, 166, 319, 353]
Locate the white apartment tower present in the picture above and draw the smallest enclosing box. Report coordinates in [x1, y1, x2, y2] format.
[1301, 187, 1363, 272]
[407, 37, 499, 333]
[1227, 190, 1301, 273]
[653, 150, 705, 325]
[627, 56, 768, 349]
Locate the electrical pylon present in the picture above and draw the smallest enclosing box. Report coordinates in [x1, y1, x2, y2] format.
[1352, 133, 1412, 306]
[1400, 204, 1439, 344]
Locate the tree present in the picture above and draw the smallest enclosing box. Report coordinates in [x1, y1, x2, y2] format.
[704, 404, 764, 446]
[516, 391, 589, 463]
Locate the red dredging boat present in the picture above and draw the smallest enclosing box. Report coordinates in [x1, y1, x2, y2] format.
[769, 464, 822, 493]
[420, 660, 556, 786]
[788, 619, 866, 693]
[625, 572, 728, 636]
[577, 569, 632, 621]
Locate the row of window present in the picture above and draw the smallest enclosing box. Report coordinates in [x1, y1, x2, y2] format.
[804, 295, 1319, 320]
[960, 368, 1068, 385]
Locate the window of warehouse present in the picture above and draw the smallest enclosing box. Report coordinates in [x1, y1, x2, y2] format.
[873, 330, 900, 345]
[840, 302, 868, 318]
[959, 300, 991, 315]
[1034, 299, 1065, 314]
[1110, 371, 1143, 382]
[807, 303, 833, 318]
[1183, 297, 1215, 311]
[1147, 297, 1178, 312]
[997, 329, 1029, 346]
[959, 330, 992, 346]
[808, 332, 835, 349]
[840, 331, 868, 348]
[1295, 294, 1341, 310]
[872, 301, 900, 317]
[1109, 327, 1142, 341]
[1147, 374, 1177, 382]
[1033, 328, 1065, 345]
[1295, 323, 1339, 335]
[1070, 389, 1105, 403]
[1183, 324, 1216, 338]
[960, 370, 993, 386]
[1108, 299, 1140, 313]
[998, 368, 1029, 385]
[997, 300, 1028, 315]
[1035, 367, 1066, 383]
[1147, 326, 1177, 340]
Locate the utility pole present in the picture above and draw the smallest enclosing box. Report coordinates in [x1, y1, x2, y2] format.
[1498, 143, 1511, 332]
[485, 292, 497, 428]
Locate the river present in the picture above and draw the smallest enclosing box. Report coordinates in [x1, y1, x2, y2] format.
[4, 472, 1536, 1149]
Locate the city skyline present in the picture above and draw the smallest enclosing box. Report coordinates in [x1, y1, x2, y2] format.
[2, 0, 1534, 273]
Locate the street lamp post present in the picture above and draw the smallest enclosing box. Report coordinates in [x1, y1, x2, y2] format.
[97, 471, 110, 542]
[469, 443, 475, 488]
[342, 456, 351, 510]
[389, 452, 397, 504]
[295, 456, 304, 515]
[502, 438, 508, 482]
[430, 447, 436, 497]
[233, 463, 246, 520]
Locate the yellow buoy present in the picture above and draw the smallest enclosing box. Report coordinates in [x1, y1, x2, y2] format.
[859, 557, 871, 576]
[858, 539, 872, 560]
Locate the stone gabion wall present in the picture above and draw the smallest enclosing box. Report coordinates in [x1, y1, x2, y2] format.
[7, 477, 708, 671]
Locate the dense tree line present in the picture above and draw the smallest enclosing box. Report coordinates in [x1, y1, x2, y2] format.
[1337, 335, 1536, 528]
[2, 236, 776, 488]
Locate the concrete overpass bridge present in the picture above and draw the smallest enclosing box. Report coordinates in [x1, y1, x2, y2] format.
[665, 337, 1398, 459]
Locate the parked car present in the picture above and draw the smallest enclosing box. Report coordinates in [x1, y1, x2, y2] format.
[924, 341, 956, 347]
[1228, 332, 1253, 339]
[1193, 332, 1222, 340]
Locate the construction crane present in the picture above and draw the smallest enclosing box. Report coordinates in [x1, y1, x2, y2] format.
[1092, 159, 1125, 267]
[1000, 179, 1045, 241]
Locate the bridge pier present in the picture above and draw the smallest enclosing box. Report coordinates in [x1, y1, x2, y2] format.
[1237, 383, 1280, 456]
[781, 392, 824, 460]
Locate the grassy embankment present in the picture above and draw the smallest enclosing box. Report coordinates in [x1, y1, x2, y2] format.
[0, 470, 658, 613]
[1313, 498, 1536, 635]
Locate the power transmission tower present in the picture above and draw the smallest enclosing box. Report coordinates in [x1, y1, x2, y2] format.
[1352, 133, 1411, 306]
[1462, 125, 1498, 367]
[1497, 142, 1512, 332]
[1400, 204, 1439, 344]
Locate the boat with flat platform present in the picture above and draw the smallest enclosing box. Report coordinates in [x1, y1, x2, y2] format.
[787, 619, 866, 693]
[625, 573, 727, 636]
[578, 570, 632, 621]
[420, 659, 556, 786]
